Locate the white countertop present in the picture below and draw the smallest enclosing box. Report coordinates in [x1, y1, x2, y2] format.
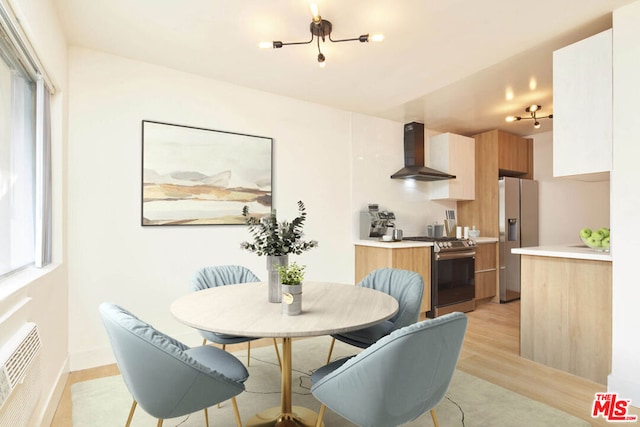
[354, 239, 434, 248]
[512, 244, 612, 262]
[354, 236, 498, 248]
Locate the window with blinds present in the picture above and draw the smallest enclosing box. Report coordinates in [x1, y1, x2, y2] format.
[0, 4, 52, 279]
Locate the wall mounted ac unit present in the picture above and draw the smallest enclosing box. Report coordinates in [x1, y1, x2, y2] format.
[0, 323, 42, 427]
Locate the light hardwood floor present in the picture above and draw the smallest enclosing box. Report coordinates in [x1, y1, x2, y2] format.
[51, 301, 635, 426]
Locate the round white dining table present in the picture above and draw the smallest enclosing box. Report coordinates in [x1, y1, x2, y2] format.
[170, 281, 399, 427]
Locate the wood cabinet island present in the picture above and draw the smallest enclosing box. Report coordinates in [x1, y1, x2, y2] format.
[513, 245, 612, 384]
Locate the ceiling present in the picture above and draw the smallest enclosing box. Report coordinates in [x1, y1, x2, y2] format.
[53, 0, 634, 137]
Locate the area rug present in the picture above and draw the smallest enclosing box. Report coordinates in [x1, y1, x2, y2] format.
[72, 336, 589, 426]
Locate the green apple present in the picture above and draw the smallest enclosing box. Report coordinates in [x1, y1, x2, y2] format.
[586, 236, 602, 248]
[590, 230, 605, 241]
[598, 227, 610, 238]
[602, 236, 610, 249]
[579, 228, 592, 239]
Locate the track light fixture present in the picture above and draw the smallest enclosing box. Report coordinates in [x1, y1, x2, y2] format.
[259, 3, 383, 67]
[506, 105, 553, 129]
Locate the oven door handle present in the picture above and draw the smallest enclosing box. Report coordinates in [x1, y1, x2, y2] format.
[435, 251, 476, 261]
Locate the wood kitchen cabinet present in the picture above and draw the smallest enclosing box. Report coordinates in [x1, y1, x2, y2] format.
[457, 129, 533, 239]
[498, 131, 531, 177]
[354, 244, 431, 313]
[553, 29, 612, 180]
[428, 132, 475, 201]
[474, 242, 497, 300]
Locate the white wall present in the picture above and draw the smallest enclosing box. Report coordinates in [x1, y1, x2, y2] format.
[531, 131, 610, 245]
[610, 0, 640, 403]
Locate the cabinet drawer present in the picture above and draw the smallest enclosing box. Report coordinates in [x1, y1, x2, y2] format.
[475, 270, 497, 299]
[475, 243, 497, 271]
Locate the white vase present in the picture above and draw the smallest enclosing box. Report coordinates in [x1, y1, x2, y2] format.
[281, 283, 302, 315]
[266, 255, 288, 303]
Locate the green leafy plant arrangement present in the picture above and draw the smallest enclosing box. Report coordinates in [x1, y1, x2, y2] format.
[240, 200, 318, 256]
[276, 262, 305, 286]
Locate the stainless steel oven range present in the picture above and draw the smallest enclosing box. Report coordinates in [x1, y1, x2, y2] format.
[404, 236, 476, 318]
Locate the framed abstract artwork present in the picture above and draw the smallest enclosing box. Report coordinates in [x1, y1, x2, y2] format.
[141, 120, 272, 225]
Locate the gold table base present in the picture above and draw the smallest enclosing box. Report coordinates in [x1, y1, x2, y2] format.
[246, 406, 323, 427]
[246, 338, 324, 427]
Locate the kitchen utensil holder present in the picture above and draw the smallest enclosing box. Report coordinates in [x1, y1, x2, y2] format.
[444, 219, 457, 237]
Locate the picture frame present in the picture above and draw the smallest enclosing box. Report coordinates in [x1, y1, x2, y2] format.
[141, 120, 272, 225]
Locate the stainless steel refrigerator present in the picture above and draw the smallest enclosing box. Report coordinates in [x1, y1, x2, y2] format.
[498, 177, 539, 303]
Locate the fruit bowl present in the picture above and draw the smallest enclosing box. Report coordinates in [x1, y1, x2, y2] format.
[581, 236, 610, 252]
[580, 227, 610, 252]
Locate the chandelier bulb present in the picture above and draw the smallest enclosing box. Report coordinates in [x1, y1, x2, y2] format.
[370, 34, 384, 42]
[317, 53, 326, 64]
[534, 121, 541, 129]
[310, 3, 321, 22]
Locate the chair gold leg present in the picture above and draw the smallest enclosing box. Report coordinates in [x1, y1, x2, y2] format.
[315, 404, 326, 427]
[157, 419, 163, 427]
[218, 342, 228, 406]
[202, 338, 207, 345]
[430, 408, 440, 427]
[248, 341, 251, 366]
[204, 407, 209, 427]
[273, 338, 282, 370]
[125, 400, 137, 427]
[325, 338, 336, 364]
[231, 397, 242, 427]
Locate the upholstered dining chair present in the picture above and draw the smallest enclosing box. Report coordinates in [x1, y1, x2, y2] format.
[325, 267, 424, 363]
[311, 312, 468, 427]
[190, 265, 281, 368]
[99, 302, 248, 427]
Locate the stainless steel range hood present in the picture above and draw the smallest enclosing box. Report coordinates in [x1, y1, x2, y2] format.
[391, 122, 456, 181]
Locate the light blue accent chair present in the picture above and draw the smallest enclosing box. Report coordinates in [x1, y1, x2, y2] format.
[189, 265, 282, 367]
[99, 302, 248, 427]
[326, 267, 424, 363]
[311, 312, 468, 427]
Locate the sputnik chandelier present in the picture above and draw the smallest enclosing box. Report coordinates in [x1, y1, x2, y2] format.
[505, 104, 553, 129]
[259, 3, 383, 67]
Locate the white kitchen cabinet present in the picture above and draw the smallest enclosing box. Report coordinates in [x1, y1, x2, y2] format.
[553, 29, 612, 181]
[428, 132, 475, 200]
